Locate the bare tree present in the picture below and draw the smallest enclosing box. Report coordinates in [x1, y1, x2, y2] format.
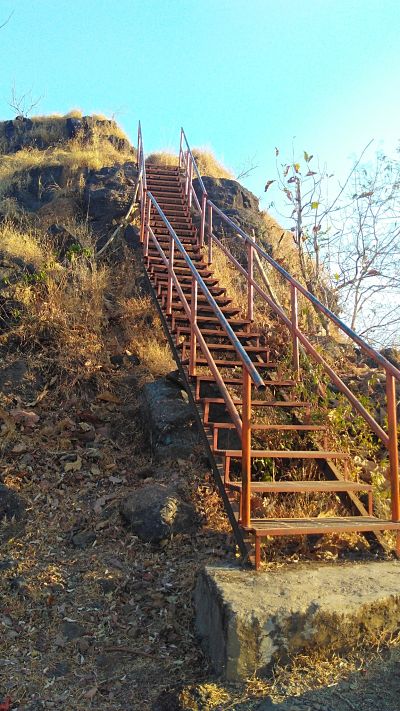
[0, 10, 14, 30]
[8, 82, 43, 118]
[266, 144, 400, 345]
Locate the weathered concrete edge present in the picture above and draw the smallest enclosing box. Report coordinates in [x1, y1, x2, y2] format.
[194, 562, 400, 681]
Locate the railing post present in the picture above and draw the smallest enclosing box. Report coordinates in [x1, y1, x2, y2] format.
[144, 196, 151, 258]
[200, 193, 207, 249]
[207, 203, 213, 265]
[247, 240, 254, 322]
[184, 151, 190, 197]
[179, 129, 183, 169]
[188, 159, 193, 209]
[241, 368, 251, 528]
[140, 190, 147, 244]
[189, 277, 198, 376]
[291, 284, 300, 377]
[166, 234, 175, 316]
[386, 373, 400, 548]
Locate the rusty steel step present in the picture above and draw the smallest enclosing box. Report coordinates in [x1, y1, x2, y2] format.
[151, 264, 213, 278]
[177, 326, 260, 339]
[246, 517, 400, 537]
[227, 480, 372, 493]
[215, 448, 348, 459]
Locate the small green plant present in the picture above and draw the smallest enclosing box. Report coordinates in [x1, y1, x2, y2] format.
[66, 244, 92, 262]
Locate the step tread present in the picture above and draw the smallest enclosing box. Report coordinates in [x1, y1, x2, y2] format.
[203, 398, 306, 406]
[216, 449, 348, 458]
[228, 480, 373, 492]
[244, 516, 400, 536]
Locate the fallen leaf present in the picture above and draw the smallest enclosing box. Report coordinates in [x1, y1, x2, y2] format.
[85, 687, 98, 700]
[97, 391, 121, 404]
[64, 456, 82, 473]
[10, 409, 39, 427]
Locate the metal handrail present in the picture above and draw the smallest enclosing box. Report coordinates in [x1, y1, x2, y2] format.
[208, 201, 400, 382]
[180, 127, 207, 193]
[179, 127, 398, 529]
[146, 192, 265, 392]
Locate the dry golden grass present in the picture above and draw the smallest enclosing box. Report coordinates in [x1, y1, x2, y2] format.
[0, 138, 131, 198]
[121, 293, 175, 377]
[146, 151, 179, 167]
[0, 219, 47, 269]
[192, 147, 233, 179]
[0, 114, 133, 198]
[0, 220, 108, 378]
[146, 147, 233, 179]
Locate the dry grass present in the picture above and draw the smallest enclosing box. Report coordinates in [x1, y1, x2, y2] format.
[192, 148, 233, 179]
[0, 220, 108, 380]
[146, 151, 179, 167]
[146, 148, 233, 179]
[0, 140, 131, 199]
[0, 219, 46, 269]
[119, 292, 175, 379]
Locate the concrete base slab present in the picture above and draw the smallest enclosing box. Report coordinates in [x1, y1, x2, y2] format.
[194, 561, 400, 681]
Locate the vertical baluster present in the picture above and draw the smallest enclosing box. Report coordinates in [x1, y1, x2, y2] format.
[140, 190, 147, 244]
[144, 196, 151, 259]
[200, 193, 207, 249]
[188, 159, 193, 209]
[189, 277, 198, 376]
[241, 368, 251, 528]
[185, 151, 190, 197]
[386, 372, 400, 553]
[291, 284, 300, 377]
[179, 129, 183, 169]
[166, 233, 175, 316]
[207, 203, 213, 265]
[247, 239, 254, 322]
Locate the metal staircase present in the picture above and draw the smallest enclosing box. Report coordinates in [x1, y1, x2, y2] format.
[136, 123, 400, 569]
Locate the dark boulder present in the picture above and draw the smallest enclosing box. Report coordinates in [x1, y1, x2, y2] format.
[381, 347, 400, 371]
[141, 377, 198, 460]
[0, 484, 26, 542]
[84, 162, 137, 233]
[193, 176, 273, 254]
[120, 483, 198, 542]
[47, 224, 83, 260]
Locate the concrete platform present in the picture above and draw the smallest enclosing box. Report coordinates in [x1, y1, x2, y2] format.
[194, 561, 400, 681]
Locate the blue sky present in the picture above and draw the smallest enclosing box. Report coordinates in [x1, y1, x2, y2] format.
[0, 0, 399, 208]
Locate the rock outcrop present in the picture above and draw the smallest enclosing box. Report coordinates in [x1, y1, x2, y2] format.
[120, 483, 198, 542]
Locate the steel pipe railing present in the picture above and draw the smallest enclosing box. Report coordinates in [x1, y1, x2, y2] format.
[200, 198, 399, 525]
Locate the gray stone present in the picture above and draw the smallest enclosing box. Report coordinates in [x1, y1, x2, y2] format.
[61, 620, 86, 641]
[141, 377, 198, 460]
[0, 484, 25, 521]
[47, 223, 82, 260]
[71, 530, 96, 549]
[193, 176, 273, 254]
[46, 661, 71, 678]
[195, 561, 400, 681]
[120, 483, 198, 542]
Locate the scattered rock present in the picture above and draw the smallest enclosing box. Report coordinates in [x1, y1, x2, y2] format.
[120, 483, 198, 543]
[71, 530, 96, 549]
[141, 377, 198, 460]
[47, 223, 83, 260]
[0, 358, 42, 399]
[0, 484, 25, 524]
[46, 661, 71, 678]
[61, 620, 86, 641]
